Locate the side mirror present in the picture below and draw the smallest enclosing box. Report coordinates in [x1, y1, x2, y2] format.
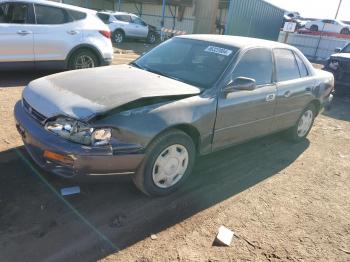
[334, 47, 342, 53]
[223, 77, 256, 95]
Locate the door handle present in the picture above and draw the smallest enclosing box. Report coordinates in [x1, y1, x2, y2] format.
[67, 30, 78, 35]
[305, 87, 312, 92]
[266, 93, 276, 102]
[17, 30, 31, 36]
[283, 91, 292, 98]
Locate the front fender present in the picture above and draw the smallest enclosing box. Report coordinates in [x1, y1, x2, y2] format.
[93, 95, 217, 154]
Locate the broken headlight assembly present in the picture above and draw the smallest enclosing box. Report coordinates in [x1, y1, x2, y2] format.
[45, 117, 111, 146]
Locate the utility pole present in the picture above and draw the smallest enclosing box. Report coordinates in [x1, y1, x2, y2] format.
[335, 0, 343, 19]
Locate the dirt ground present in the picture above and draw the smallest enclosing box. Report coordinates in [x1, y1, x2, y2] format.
[0, 42, 349, 262]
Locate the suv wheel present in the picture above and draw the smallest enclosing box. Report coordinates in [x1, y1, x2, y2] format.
[286, 104, 316, 142]
[340, 28, 350, 35]
[113, 30, 124, 44]
[147, 32, 156, 44]
[310, 25, 318, 31]
[133, 129, 196, 196]
[69, 49, 99, 70]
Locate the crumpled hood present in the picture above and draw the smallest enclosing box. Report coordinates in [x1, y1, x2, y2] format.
[331, 53, 350, 60]
[23, 65, 201, 120]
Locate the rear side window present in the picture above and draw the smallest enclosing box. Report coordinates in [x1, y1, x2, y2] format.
[0, 3, 30, 24]
[67, 9, 86, 21]
[97, 13, 110, 24]
[115, 15, 131, 22]
[232, 48, 273, 85]
[35, 5, 72, 24]
[295, 53, 309, 77]
[274, 49, 300, 82]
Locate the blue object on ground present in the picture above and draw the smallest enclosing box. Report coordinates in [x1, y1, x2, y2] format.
[61, 186, 81, 196]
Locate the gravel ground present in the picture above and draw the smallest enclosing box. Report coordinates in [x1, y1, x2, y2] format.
[0, 43, 349, 262]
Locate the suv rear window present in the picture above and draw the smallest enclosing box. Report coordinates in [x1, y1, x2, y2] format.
[115, 15, 131, 22]
[67, 9, 86, 21]
[35, 4, 73, 24]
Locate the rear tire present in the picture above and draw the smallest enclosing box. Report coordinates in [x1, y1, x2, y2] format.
[310, 25, 318, 32]
[286, 104, 316, 142]
[68, 49, 99, 70]
[133, 129, 196, 196]
[113, 30, 125, 44]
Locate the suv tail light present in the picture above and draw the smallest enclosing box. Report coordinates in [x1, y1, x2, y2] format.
[99, 30, 111, 39]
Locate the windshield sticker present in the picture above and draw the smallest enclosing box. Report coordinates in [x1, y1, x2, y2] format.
[205, 46, 233, 56]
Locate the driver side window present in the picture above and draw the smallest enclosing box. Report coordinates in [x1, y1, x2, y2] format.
[0, 2, 30, 24]
[132, 17, 146, 26]
[231, 48, 273, 86]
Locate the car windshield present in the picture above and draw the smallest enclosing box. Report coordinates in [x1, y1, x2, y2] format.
[132, 38, 238, 88]
[342, 44, 350, 53]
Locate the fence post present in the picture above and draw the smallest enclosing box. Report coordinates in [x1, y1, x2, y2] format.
[161, 0, 166, 41]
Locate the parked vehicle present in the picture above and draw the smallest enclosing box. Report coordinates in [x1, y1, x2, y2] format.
[0, 0, 113, 70]
[305, 19, 350, 34]
[324, 43, 350, 95]
[15, 35, 334, 196]
[97, 11, 158, 44]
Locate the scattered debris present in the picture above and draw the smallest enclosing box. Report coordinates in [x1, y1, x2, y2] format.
[214, 226, 234, 246]
[150, 234, 158, 240]
[60, 186, 80, 196]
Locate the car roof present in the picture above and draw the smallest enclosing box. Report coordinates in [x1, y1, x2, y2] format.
[0, 0, 96, 13]
[177, 34, 295, 50]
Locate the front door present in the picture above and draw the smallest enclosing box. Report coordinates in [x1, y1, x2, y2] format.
[129, 16, 148, 38]
[213, 48, 277, 150]
[0, 2, 34, 69]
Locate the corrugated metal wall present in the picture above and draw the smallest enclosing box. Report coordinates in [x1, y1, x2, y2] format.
[225, 0, 284, 41]
[121, 3, 195, 33]
[279, 32, 350, 61]
[192, 0, 218, 34]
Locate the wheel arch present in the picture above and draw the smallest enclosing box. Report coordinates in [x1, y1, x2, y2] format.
[309, 99, 321, 116]
[65, 44, 104, 69]
[149, 124, 201, 154]
[113, 28, 126, 36]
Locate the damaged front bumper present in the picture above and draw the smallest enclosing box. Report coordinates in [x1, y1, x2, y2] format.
[14, 101, 144, 179]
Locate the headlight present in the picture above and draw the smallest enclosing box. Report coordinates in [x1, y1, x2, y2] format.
[91, 128, 112, 146]
[45, 117, 111, 146]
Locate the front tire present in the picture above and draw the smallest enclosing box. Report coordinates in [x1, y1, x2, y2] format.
[68, 49, 99, 70]
[310, 25, 318, 32]
[133, 129, 196, 196]
[286, 104, 316, 142]
[340, 28, 350, 35]
[147, 32, 156, 44]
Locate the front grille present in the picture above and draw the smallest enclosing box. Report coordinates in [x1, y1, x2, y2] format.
[23, 99, 47, 124]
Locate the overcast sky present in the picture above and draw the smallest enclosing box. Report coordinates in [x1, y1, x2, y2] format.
[264, 0, 350, 20]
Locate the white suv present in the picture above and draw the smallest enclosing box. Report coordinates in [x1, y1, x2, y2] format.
[97, 11, 158, 44]
[0, 0, 114, 70]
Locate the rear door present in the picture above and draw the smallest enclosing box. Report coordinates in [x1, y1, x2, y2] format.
[272, 49, 315, 131]
[32, 4, 83, 65]
[213, 48, 277, 150]
[0, 2, 34, 69]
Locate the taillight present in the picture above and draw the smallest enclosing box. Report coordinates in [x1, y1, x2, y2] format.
[99, 30, 111, 39]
